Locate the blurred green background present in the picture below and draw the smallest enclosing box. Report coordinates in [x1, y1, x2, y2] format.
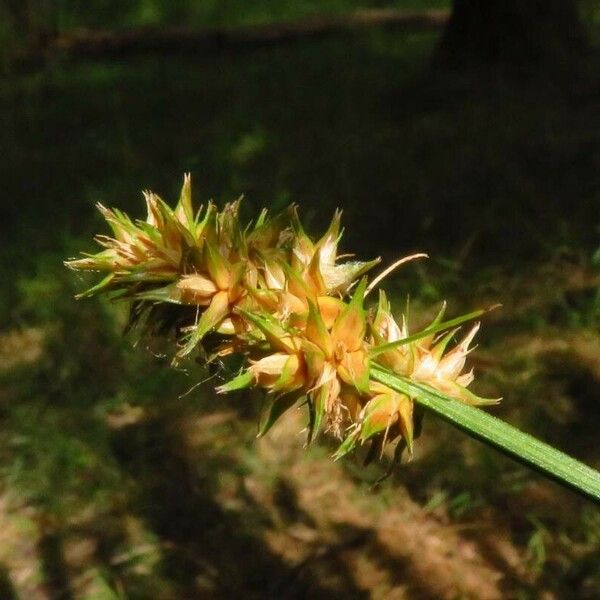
[1, 1, 599, 598]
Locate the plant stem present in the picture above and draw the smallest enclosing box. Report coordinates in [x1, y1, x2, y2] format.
[371, 365, 600, 503]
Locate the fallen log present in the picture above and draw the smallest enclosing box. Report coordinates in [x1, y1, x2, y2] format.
[47, 9, 449, 59]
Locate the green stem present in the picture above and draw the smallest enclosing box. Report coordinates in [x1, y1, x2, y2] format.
[371, 365, 600, 503]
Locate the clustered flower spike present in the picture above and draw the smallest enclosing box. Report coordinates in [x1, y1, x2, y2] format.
[66, 175, 498, 462]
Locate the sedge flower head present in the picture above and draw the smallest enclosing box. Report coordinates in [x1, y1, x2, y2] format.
[67, 173, 498, 465]
[371, 292, 498, 406]
[65, 175, 206, 294]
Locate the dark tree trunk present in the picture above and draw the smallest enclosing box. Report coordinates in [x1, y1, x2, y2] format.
[435, 0, 588, 73]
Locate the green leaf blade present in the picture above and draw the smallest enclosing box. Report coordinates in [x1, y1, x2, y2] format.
[371, 365, 600, 503]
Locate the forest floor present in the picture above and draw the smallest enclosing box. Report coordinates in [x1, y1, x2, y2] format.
[0, 22, 599, 600]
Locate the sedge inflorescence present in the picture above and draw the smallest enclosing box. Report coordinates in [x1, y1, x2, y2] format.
[66, 175, 497, 460]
